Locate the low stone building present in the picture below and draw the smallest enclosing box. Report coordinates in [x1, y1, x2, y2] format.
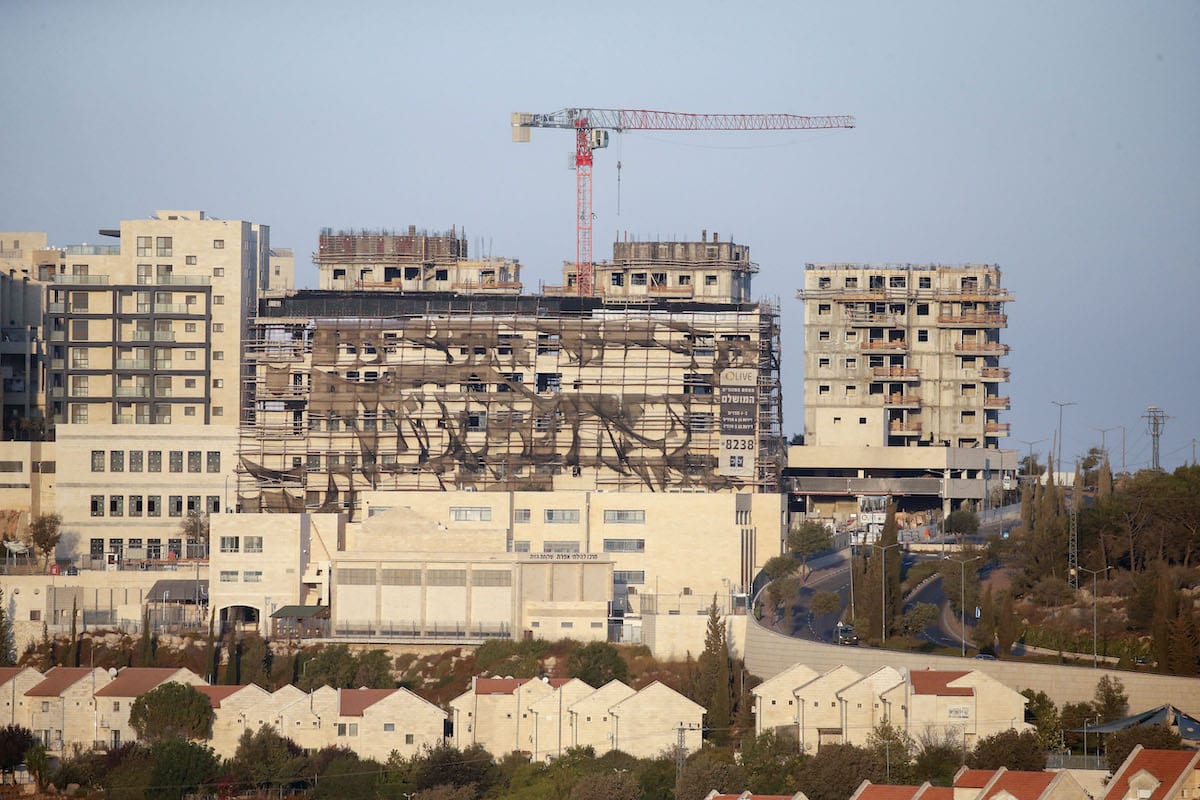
[93, 667, 206, 749]
[1103, 747, 1200, 800]
[25, 667, 112, 755]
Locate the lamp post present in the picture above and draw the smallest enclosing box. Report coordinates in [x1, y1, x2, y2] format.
[1072, 564, 1112, 668]
[871, 540, 903, 646]
[1052, 400, 1076, 475]
[1017, 438, 1045, 485]
[943, 554, 980, 656]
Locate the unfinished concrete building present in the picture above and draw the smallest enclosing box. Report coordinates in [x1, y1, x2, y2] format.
[789, 263, 1016, 522]
[316, 226, 521, 295]
[238, 236, 782, 516]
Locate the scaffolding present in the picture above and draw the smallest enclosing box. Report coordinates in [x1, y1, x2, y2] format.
[238, 294, 782, 516]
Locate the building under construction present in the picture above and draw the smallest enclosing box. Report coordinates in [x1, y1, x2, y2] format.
[237, 232, 783, 516]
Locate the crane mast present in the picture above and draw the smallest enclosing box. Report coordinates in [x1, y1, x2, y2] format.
[513, 107, 855, 296]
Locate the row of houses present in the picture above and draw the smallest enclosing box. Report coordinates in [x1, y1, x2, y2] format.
[712, 748, 1200, 800]
[449, 675, 705, 761]
[752, 665, 1031, 752]
[1, 664, 707, 764]
[0, 665, 444, 761]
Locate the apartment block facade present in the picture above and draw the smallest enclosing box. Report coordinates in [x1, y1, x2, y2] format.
[798, 264, 1011, 449]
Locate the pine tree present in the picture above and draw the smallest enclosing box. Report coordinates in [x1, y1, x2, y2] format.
[0, 588, 15, 666]
[1165, 602, 1200, 676]
[696, 597, 731, 745]
[1097, 459, 1114, 500]
[66, 598, 79, 667]
[1151, 565, 1179, 669]
[996, 591, 1019, 657]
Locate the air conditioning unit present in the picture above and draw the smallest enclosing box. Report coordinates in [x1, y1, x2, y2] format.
[682, 587, 693, 596]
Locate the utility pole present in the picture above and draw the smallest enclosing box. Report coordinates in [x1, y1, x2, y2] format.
[1143, 407, 1168, 471]
[1051, 400, 1076, 478]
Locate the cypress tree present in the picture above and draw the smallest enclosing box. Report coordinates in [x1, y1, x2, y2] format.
[1097, 459, 1114, 500]
[66, 598, 79, 667]
[203, 609, 216, 683]
[137, 607, 154, 667]
[222, 629, 240, 685]
[1152, 566, 1180, 669]
[697, 597, 731, 744]
[975, 585, 996, 652]
[881, 502, 902, 634]
[0, 588, 15, 666]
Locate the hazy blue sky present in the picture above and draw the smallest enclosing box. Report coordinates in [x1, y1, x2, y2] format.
[3, 1, 1197, 471]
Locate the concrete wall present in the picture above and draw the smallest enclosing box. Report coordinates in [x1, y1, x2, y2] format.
[743, 611, 1200, 714]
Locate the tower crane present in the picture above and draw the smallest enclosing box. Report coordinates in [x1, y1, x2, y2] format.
[512, 107, 855, 296]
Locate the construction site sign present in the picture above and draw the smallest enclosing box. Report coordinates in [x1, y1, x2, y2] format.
[719, 369, 757, 477]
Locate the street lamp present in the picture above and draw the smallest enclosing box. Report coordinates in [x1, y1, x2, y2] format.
[943, 554, 980, 656]
[1072, 565, 1112, 668]
[871, 540, 903, 646]
[1052, 400, 1076, 475]
[1083, 714, 1101, 767]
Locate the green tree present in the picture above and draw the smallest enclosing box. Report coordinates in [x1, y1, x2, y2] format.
[975, 585, 996, 652]
[129, 681, 216, 741]
[696, 598, 731, 744]
[996, 591, 1019, 657]
[568, 770, 641, 800]
[0, 725, 35, 781]
[180, 511, 210, 556]
[899, 603, 939, 638]
[789, 520, 833, 576]
[148, 738, 220, 800]
[25, 742, 50, 792]
[26, 513, 62, 571]
[676, 747, 745, 800]
[1166, 602, 1200, 675]
[222, 628, 240, 685]
[944, 508, 980, 539]
[1060, 701, 1094, 750]
[65, 597, 80, 667]
[1093, 675, 1128, 723]
[762, 555, 800, 581]
[968, 729, 1046, 771]
[407, 743, 497, 794]
[1020, 689, 1061, 750]
[1104, 724, 1185, 773]
[309, 748, 380, 800]
[739, 731, 807, 794]
[1151, 566, 1180, 669]
[202, 608, 216, 682]
[1097, 459, 1114, 499]
[298, 644, 395, 691]
[567, 641, 629, 687]
[136, 607, 154, 667]
[867, 720, 916, 783]
[228, 724, 306, 792]
[798, 743, 884, 800]
[811, 591, 842, 616]
[239, 634, 272, 687]
[0, 589, 16, 666]
[913, 730, 964, 786]
[103, 743, 155, 800]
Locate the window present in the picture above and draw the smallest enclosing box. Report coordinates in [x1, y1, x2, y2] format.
[212, 322, 224, 332]
[916, 303, 929, 316]
[818, 357, 830, 368]
[818, 276, 831, 289]
[845, 330, 858, 342]
[109, 496, 124, 517]
[90, 495, 104, 517]
[219, 571, 237, 583]
[889, 275, 906, 288]
[544, 509, 580, 524]
[919, 276, 932, 288]
[169, 496, 183, 517]
[450, 506, 492, 522]
[185, 255, 197, 265]
[130, 496, 143, 517]
[561, 621, 574, 629]
[845, 385, 857, 395]
[918, 329, 929, 342]
[244, 536, 263, 554]
[405, 733, 414, 745]
[220, 537, 240, 555]
[71, 405, 87, 423]
[187, 496, 201, 514]
[845, 357, 857, 369]
[514, 508, 531, 524]
[818, 384, 831, 395]
[156, 236, 172, 257]
[603, 509, 645, 524]
[613, 570, 646, 584]
[631, 272, 647, 286]
[213, 267, 224, 277]
[109, 451, 124, 472]
[137, 236, 152, 257]
[148, 451, 162, 472]
[147, 539, 161, 559]
[603, 538, 646, 552]
[818, 303, 831, 315]
[213, 351, 224, 360]
[184, 322, 197, 333]
[243, 571, 262, 583]
[170, 451, 183, 472]
[536, 372, 561, 392]
[213, 239, 224, 249]
[185, 378, 197, 389]
[91, 451, 105, 472]
[212, 379, 224, 389]
[71, 319, 88, 340]
[383, 723, 395, 732]
[188, 451, 202, 472]
[213, 295, 224, 305]
[148, 496, 161, 517]
[818, 331, 831, 342]
[185, 351, 197, 361]
[544, 541, 580, 553]
[704, 274, 717, 286]
[206, 451, 221, 472]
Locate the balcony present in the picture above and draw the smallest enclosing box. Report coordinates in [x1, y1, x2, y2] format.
[115, 359, 151, 370]
[985, 422, 1011, 436]
[49, 330, 65, 341]
[980, 367, 1010, 381]
[154, 330, 176, 342]
[954, 341, 1010, 355]
[888, 420, 922, 435]
[47, 302, 65, 313]
[450, 280, 523, 293]
[115, 415, 152, 424]
[871, 366, 920, 379]
[152, 304, 191, 314]
[55, 274, 110, 285]
[984, 396, 1011, 409]
[155, 274, 211, 286]
[884, 394, 921, 407]
[115, 386, 150, 398]
[50, 359, 64, 370]
[130, 331, 152, 342]
[49, 386, 63, 398]
[937, 313, 1007, 327]
[844, 310, 901, 327]
[861, 340, 908, 353]
[153, 361, 173, 370]
[945, 287, 1013, 302]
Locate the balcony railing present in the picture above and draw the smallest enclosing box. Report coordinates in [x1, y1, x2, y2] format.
[884, 394, 921, 406]
[844, 310, 901, 326]
[888, 420, 922, 433]
[50, 359, 64, 370]
[871, 366, 920, 378]
[954, 342, 1010, 354]
[861, 340, 908, 351]
[115, 386, 150, 398]
[55, 274, 110, 285]
[130, 331, 152, 341]
[155, 274, 211, 286]
[937, 313, 1007, 326]
[47, 302, 65, 313]
[984, 397, 1011, 409]
[985, 422, 1011, 435]
[152, 304, 191, 314]
[115, 359, 151, 370]
[49, 330, 65, 341]
[980, 367, 1010, 380]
